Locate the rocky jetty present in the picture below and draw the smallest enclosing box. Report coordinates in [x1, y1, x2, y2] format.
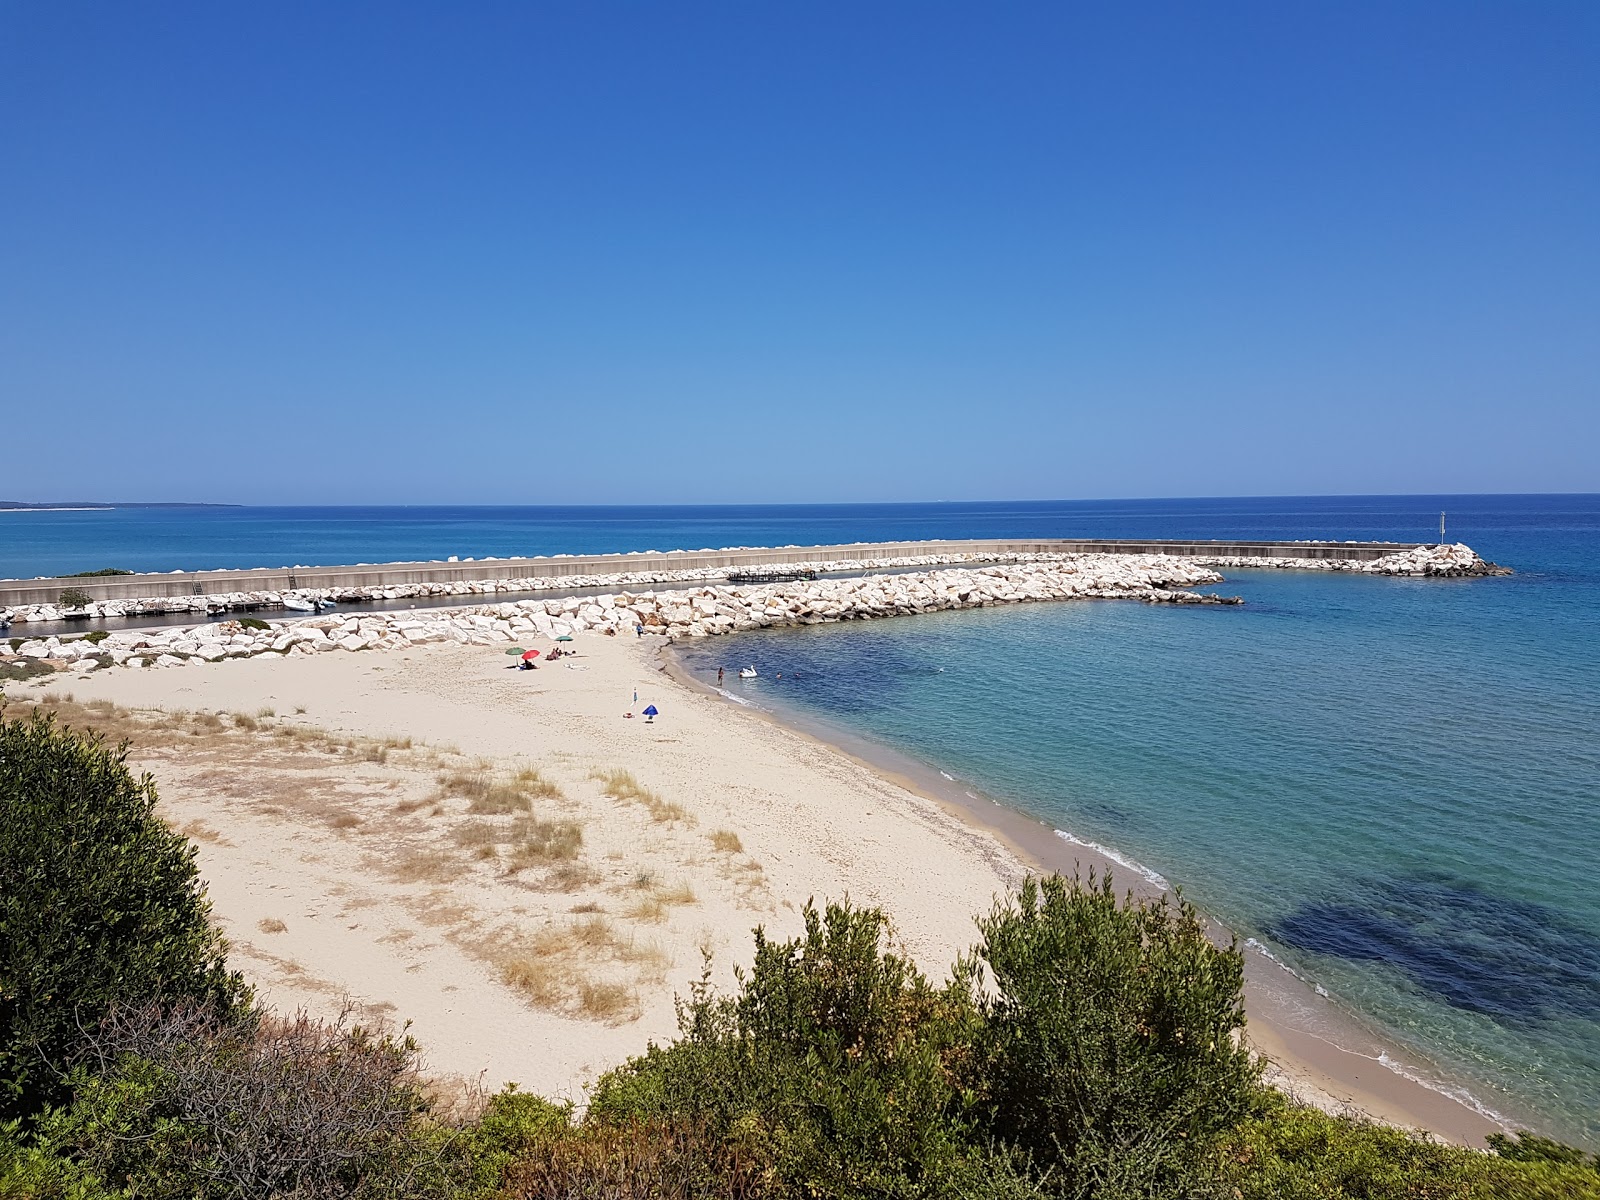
[0, 551, 1076, 626]
[2, 556, 1239, 673]
[1196, 542, 1508, 578]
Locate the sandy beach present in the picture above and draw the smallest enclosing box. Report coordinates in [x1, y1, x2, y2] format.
[18, 631, 1501, 1140]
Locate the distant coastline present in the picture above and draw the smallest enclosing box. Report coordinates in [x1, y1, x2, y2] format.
[0, 501, 239, 511]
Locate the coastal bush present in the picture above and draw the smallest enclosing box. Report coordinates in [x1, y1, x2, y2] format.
[55, 588, 92, 610]
[973, 873, 1259, 1197]
[24, 1002, 465, 1200]
[238, 616, 271, 630]
[0, 659, 55, 683]
[1219, 1100, 1600, 1200]
[61, 569, 132, 578]
[590, 899, 984, 1197]
[0, 711, 246, 1122]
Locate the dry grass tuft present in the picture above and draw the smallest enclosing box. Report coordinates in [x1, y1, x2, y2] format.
[490, 916, 648, 1023]
[500, 957, 563, 1007]
[256, 706, 276, 718]
[579, 981, 635, 1020]
[591, 769, 691, 825]
[659, 880, 696, 906]
[257, 918, 288, 934]
[328, 813, 362, 831]
[623, 896, 667, 923]
[453, 820, 502, 849]
[433, 765, 565, 814]
[232, 713, 259, 731]
[181, 820, 225, 844]
[390, 849, 465, 884]
[708, 829, 743, 854]
[504, 816, 583, 870]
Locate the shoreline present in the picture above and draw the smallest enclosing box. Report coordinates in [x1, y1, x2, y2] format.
[657, 645, 1510, 1145]
[14, 573, 1523, 1145]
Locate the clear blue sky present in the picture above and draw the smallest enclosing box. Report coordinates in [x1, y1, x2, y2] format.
[2, 3, 1596, 504]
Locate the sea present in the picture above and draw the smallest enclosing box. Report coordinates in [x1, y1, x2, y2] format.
[6, 495, 1599, 1145]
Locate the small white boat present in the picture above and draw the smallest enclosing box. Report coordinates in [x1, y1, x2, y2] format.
[281, 596, 316, 613]
[738, 666, 758, 679]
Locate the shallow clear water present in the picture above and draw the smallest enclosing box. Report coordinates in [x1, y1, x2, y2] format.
[670, 497, 1600, 1145]
[11, 495, 1600, 1143]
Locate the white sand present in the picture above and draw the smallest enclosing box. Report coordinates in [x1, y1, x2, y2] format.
[53, 636, 1025, 1101]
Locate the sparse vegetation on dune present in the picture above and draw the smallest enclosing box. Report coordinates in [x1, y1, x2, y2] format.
[592, 766, 692, 825]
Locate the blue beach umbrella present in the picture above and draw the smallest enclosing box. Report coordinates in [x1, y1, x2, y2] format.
[642, 704, 659, 722]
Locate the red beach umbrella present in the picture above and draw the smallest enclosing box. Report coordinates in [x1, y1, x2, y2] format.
[521, 649, 541, 661]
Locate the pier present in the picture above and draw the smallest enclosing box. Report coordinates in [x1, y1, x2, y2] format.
[0, 538, 1429, 608]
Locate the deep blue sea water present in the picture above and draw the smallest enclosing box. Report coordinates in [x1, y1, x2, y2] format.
[7, 496, 1599, 1142]
[0, 495, 1509, 578]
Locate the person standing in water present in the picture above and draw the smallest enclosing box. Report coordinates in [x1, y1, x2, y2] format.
[717, 667, 724, 686]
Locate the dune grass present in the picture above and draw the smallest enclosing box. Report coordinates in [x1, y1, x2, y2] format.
[590, 768, 691, 825]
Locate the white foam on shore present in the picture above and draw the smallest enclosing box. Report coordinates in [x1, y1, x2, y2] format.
[1373, 1053, 1513, 1128]
[1054, 829, 1169, 889]
[1242, 940, 1512, 1127]
[1245, 937, 1329, 997]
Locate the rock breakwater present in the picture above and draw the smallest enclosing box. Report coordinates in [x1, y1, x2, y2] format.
[1197, 542, 1507, 578]
[0, 543, 1501, 629]
[3, 556, 1237, 674]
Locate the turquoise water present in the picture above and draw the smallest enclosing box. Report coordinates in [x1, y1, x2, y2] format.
[671, 501, 1600, 1145]
[11, 495, 1599, 1142]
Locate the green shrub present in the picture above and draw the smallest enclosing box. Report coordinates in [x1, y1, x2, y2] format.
[1488, 1130, 1597, 1168]
[591, 899, 983, 1198]
[1219, 1100, 1600, 1200]
[81, 631, 109, 646]
[0, 1119, 116, 1200]
[238, 617, 271, 631]
[61, 570, 132, 579]
[973, 873, 1260, 1199]
[0, 712, 246, 1121]
[55, 589, 92, 610]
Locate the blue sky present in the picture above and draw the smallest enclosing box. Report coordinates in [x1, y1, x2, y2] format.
[2, 3, 1596, 504]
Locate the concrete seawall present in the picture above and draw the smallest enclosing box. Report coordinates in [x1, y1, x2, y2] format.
[0, 538, 1427, 608]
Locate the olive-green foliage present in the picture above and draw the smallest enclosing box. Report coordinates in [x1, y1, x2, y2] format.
[591, 899, 987, 1198]
[0, 711, 246, 1121]
[61, 570, 132, 579]
[56, 589, 92, 610]
[238, 617, 271, 631]
[1221, 1100, 1600, 1200]
[973, 873, 1260, 1199]
[0, 1119, 116, 1200]
[460, 1087, 574, 1197]
[1488, 1130, 1599, 1168]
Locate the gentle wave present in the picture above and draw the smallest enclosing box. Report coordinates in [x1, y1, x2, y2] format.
[1054, 829, 1170, 889]
[1374, 1052, 1512, 1127]
[1245, 937, 1329, 997]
